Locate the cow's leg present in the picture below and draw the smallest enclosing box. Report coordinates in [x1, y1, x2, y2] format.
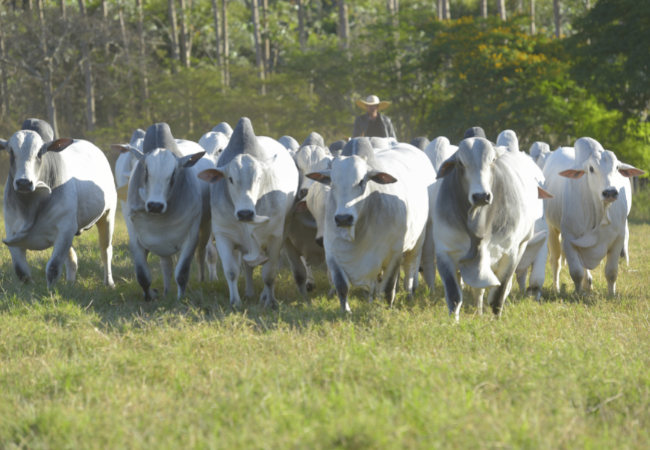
[381, 255, 403, 308]
[516, 269, 527, 295]
[130, 240, 157, 300]
[160, 256, 174, 296]
[9, 247, 31, 282]
[205, 235, 219, 282]
[175, 231, 200, 299]
[327, 268, 336, 299]
[46, 229, 75, 288]
[260, 237, 284, 309]
[65, 247, 78, 283]
[562, 236, 584, 294]
[329, 258, 350, 313]
[96, 209, 115, 288]
[437, 252, 462, 319]
[241, 263, 254, 299]
[402, 246, 421, 299]
[488, 253, 518, 316]
[284, 238, 308, 298]
[472, 288, 485, 315]
[216, 235, 241, 308]
[548, 226, 562, 292]
[304, 258, 316, 293]
[582, 268, 593, 292]
[621, 220, 629, 265]
[420, 221, 436, 294]
[605, 234, 624, 296]
[195, 221, 211, 283]
[527, 237, 548, 302]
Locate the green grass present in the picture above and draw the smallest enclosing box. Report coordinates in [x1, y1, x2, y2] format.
[1, 200, 650, 448]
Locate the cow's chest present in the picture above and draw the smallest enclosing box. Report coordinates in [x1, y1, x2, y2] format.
[132, 214, 196, 257]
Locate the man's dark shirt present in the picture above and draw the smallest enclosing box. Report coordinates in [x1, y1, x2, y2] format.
[352, 112, 397, 139]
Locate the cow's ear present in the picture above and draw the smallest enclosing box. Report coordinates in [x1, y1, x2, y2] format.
[111, 144, 132, 154]
[618, 163, 645, 178]
[43, 138, 74, 154]
[198, 168, 225, 184]
[129, 146, 146, 164]
[0, 139, 7, 150]
[294, 200, 309, 212]
[306, 171, 331, 186]
[368, 170, 397, 185]
[180, 151, 206, 168]
[537, 186, 554, 199]
[558, 169, 585, 179]
[437, 154, 457, 178]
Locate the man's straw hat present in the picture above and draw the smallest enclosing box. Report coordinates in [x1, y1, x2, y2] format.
[356, 95, 390, 111]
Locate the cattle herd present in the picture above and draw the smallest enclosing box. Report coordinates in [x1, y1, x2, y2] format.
[0, 117, 644, 321]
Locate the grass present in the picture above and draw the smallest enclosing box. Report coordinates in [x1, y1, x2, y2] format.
[1, 192, 650, 448]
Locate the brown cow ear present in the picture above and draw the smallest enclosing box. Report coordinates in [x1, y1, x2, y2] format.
[111, 144, 132, 154]
[437, 154, 457, 178]
[197, 169, 225, 184]
[369, 171, 397, 185]
[306, 171, 331, 186]
[558, 169, 585, 179]
[44, 138, 74, 153]
[618, 163, 645, 178]
[537, 186, 554, 199]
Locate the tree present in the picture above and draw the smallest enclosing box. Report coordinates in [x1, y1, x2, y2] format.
[553, 0, 561, 37]
[530, 0, 536, 35]
[480, 0, 487, 18]
[178, 0, 190, 68]
[77, 0, 96, 132]
[498, 0, 506, 20]
[168, 0, 180, 70]
[222, 0, 229, 86]
[297, 0, 306, 52]
[338, 0, 349, 49]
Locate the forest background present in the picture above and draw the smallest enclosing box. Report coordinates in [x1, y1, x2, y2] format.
[0, 0, 647, 174]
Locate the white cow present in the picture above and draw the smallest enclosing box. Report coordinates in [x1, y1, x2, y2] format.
[424, 137, 459, 173]
[1, 119, 117, 288]
[497, 129, 520, 153]
[433, 138, 550, 319]
[543, 137, 643, 295]
[307, 138, 435, 312]
[530, 142, 552, 170]
[116, 123, 213, 300]
[198, 131, 230, 163]
[198, 118, 299, 309]
[279, 136, 300, 155]
[212, 122, 233, 137]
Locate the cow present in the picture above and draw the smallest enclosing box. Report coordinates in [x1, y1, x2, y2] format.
[198, 131, 230, 163]
[432, 137, 549, 319]
[197, 118, 299, 309]
[307, 138, 435, 312]
[530, 142, 552, 170]
[424, 137, 459, 173]
[328, 140, 346, 158]
[410, 137, 430, 151]
[497, 130, 520, 153]
[301, 132, 326, 149]
[279, 136, 300, 155]
[213, 122, 233, 137]
[113, 123, 212, 300]
[1, 119, 117, 288]
[543, 137, 643, 295]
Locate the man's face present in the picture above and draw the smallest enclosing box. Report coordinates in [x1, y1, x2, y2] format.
[366, 104, 379, 119]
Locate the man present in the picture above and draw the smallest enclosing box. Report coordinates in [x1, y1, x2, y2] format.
[352, 95, 397, 139]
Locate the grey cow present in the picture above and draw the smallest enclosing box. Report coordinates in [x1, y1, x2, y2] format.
[1, 119, 117, 288]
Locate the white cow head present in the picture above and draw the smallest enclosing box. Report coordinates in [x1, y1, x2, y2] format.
[559, 137, 644, 204]
[294, 145, 332, 199]
[306, 155, 396, 241]
[497, 129, 520, 153]
[198, 154, 274, 224]
[437, 137, 505, 208]
[128, 146, 205, 214]
[0, 131, 74, 193]
[529, 142, 551, 170]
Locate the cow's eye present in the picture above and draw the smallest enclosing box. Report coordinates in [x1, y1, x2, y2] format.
[229, 177, 234, 184]
[457, 160, 464, 168]
[589, 166, 594, 174]
[359, 179, 366, 189]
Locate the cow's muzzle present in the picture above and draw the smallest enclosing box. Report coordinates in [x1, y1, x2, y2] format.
[237, 209, 255, 222]
[146, 201, 165, 214]
[14, 179, 34, 193]
[334, 214, 354, 227]
[471, 192, 492, 206]
[602, 188, 618, 203]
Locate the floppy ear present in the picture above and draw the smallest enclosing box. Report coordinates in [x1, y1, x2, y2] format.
[558, 169, 585, 179]
[0, 139, 7, 150]
[41, 138, 74, 155]
[437, 154, 457, 178]
[618, 163, 645, 178]
[306, 171, 331, 186]
[111, 144, 132, 154]
[368, 170, 397, 185]
[180, 151, 206, 168]
[129, 146, 146, 164]
[537, 186, 554, 199]
[198, 168, 225, 184]
[294, 200, 309, 212]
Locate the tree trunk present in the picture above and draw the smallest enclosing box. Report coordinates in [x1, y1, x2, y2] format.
[437, 0, 442, 20]
[178, 0, 190, 68]
[498, 0, 506, 21]
[60, 0, 66, 19]
[0, 8, 8, 118]
[443, 0, 450, 19]
[136, 0, 149, 117]
[297, 0, 306, 51]
[117, 0, 134, 95]
[517, 0, 523, 13]
[101, 0, 108, 17]
[480, 0, 487, 18]
[553, 0, 561, 38]
[262, 0, 270, 74]
[222, 0, 229, 86]
[211, 0, 223, 69]
[530, 0, 535, 35]
[36, 0, 58, 137]
[338, 0, 349, 48]
[23, 0, 32, 11]
[168, 0, 180, 71]
[252, 0, 264, 81]
[78, 0, 96, 132]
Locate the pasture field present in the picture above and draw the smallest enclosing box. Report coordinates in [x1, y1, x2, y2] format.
[1, 200, 650, 449]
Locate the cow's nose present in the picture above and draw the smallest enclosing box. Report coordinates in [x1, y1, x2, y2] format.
[334, 214, 354, 227]
[299, 188, 309, 199]
[472, 192, 491, 206]
[146, 202, 165, 213]
[315, 237, 324, 247]
[237, 209, 255, 222]
[15, 179, 33, 192]
[602, 188, 619, 201]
